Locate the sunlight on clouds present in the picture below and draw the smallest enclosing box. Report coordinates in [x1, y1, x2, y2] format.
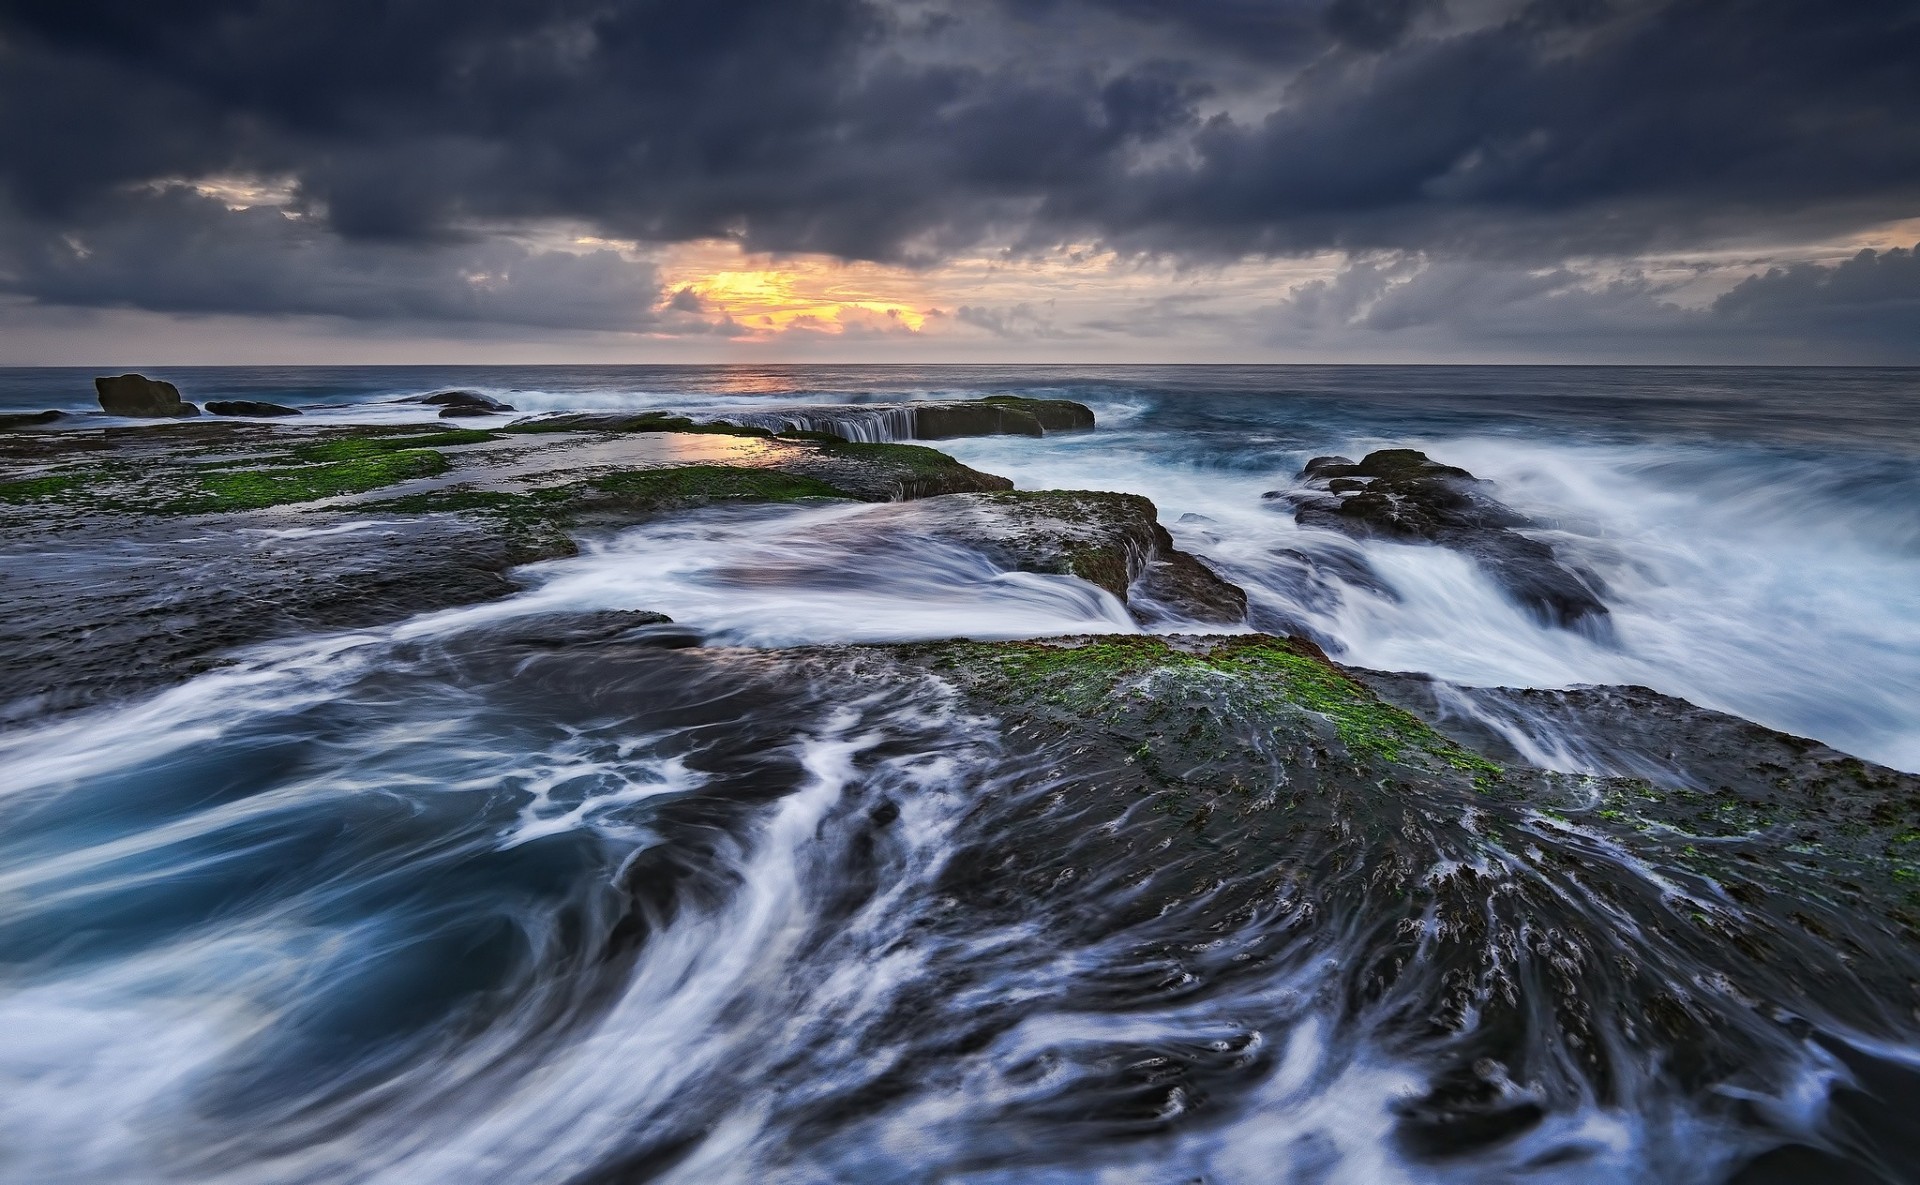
[658, 242, 932, 335]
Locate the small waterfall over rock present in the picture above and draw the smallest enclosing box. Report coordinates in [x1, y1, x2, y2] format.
[714, 404, 922, 442]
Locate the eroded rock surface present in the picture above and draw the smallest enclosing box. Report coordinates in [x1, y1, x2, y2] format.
[0, 418, 1207, 714]
[1272, 448, 1610, 632]
[871, 490, 1246, 624]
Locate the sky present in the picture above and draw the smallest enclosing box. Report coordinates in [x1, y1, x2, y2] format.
[1, 0, 1917, 365]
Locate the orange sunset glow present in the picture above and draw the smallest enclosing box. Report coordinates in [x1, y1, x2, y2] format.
[659, 244, 933, 335]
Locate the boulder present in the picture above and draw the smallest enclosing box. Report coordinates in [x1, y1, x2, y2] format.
[410, 390, 515, 413]
[205, 400, 302, 417]
[1272, 448, 1610, 633]
[94, 374, 199, 418]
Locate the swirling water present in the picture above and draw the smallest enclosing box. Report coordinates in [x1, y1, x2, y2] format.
[2, 365, 1918, 1182]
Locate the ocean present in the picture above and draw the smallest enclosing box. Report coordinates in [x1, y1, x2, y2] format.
[1, 364, 1917, 1182]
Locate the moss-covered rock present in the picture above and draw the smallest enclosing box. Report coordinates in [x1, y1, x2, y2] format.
[778, 439, 1014, 500]
[1274, 448, 1609, 633]
[869, 489, 1245, 623]
[979, 394, 1097, 432]
[174, 449, 450, 512]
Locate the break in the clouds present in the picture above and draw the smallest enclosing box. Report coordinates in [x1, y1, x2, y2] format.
[1, 0, 1916, 361]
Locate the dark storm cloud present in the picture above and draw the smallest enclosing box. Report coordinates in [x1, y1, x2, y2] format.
[1, 186, 674, 332]
[1712, 243, 1920, 348]
[0, 0, 1916, 343]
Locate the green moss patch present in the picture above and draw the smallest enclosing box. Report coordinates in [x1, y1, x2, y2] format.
[810, 439, 975, 477]
[290, 429, 497, 463]
[0, 472, 89, 503]
[915, 634, 1498, 774]
[177, 449, 449, 512]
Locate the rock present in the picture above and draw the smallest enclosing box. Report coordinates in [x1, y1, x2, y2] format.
[525, 396, 1097, 443]
[504, 411, 770, 436]
[205, 400, 302, 417]
[409, 390, 516, 413]
[872, 490, 1248, 625]
[1273, 448, 1610, 633]
[775, 441, 1015, 501]
[94, 374, 199, 418]
[910, 402, 1046, 439]
[978, 395, 1097, 433]
[0, 410, 66, 431]
[804, 396, 1094, 440]
[439, 405, 502, 418]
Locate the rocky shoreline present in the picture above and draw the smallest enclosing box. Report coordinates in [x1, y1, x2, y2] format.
[4, 382, 1918, 956]
[4, 378, 1920, 1174]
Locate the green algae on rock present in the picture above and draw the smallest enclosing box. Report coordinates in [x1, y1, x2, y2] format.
[908, 634, 1493, 773]
[180, 449, 450, 512]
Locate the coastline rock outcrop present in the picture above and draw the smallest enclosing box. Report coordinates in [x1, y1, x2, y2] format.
[911, 396, 1095, 438]
[878, 490, 1247, 624]
[1271, 448, 1610, 632]
[206, 400, 302, 417]
[514, 395, 1098, 443]
[95, 374, 199, 418]
[405, 390, 516, 417]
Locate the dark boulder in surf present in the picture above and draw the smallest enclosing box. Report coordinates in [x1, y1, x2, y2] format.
[406, 390, 516, 415]
[0, 410, 66, 430]
[206, 400, 302, 417]
[1272, 449, 1610, 633]
[94, 373, 199, 418]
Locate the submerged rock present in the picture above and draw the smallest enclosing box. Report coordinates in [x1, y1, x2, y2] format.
[0, 410, 65, 430]
[206, 400, 302, 417]
[406, 390, 516, 415]
[1272, 448, 1610, 632]
[95, 373, 199, 418]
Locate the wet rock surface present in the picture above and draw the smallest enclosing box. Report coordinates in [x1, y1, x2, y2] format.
[873, 490, 1246, 624]
[206, 399, 302, 417]
[95, 373, 199, 418]
[516, 394, 1097, 444]
[586, 631, 1917, 1173]
[0, 410, 66, 430]
[5, 391, 1920, 1179]
[0, 514, 534, 722]
[0, 413, 1161, 715]
[1272, 449, 1611, 632]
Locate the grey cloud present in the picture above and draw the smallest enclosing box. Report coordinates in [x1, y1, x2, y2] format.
[0, 0, 1914, 354]
[1, 188, 670, 332]
[1715, 244, 1920, 341]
